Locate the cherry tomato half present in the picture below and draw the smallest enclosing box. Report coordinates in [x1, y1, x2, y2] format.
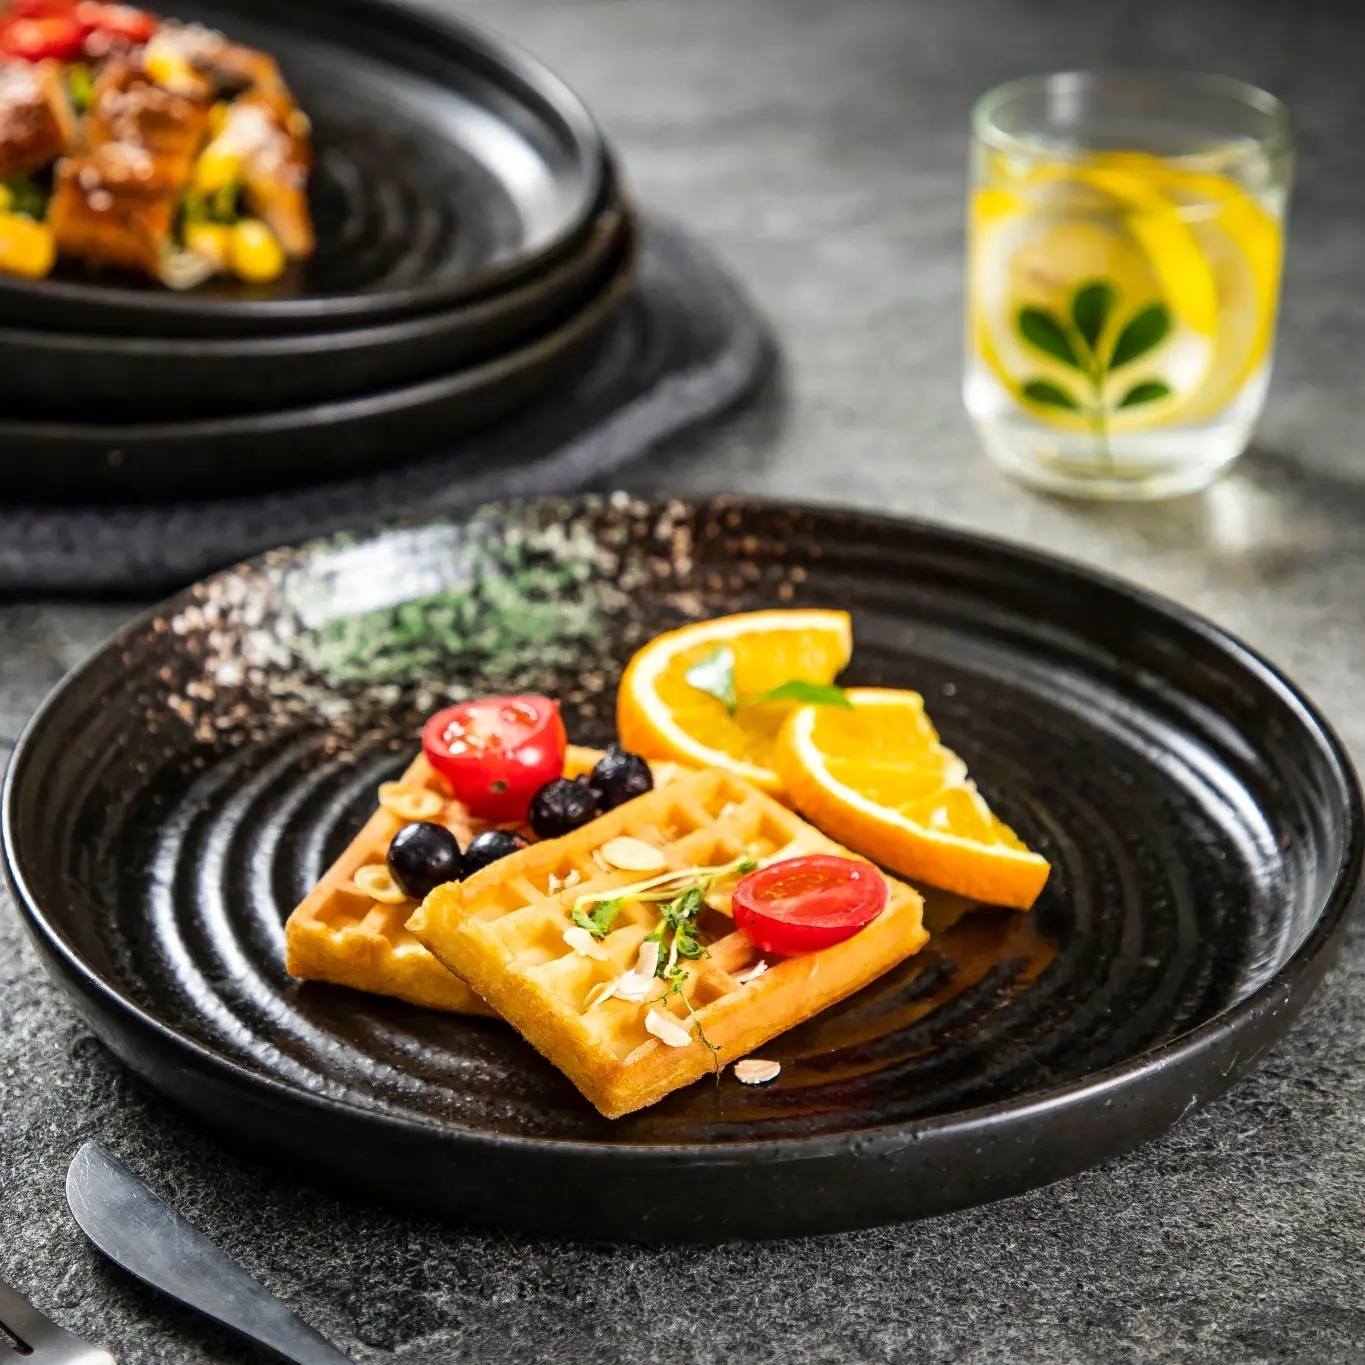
[0, 12, 86, 60]
[6, 0, 79, 17]
[76, 2, 157, 43]
[731, 855, 888, 956]
[422, 695, 566, 823]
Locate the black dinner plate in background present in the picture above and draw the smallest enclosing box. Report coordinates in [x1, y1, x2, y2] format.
[0, 0, 605, 338]
[3, 497, 1359, 1241]
[0, 222, 635, 502]
[0, 192, 628, 422]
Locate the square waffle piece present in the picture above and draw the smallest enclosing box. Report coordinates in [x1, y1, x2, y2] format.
[408, 768, 928, 1118]
[285, 745, 626, 1015]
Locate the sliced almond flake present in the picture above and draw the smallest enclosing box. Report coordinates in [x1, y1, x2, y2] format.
[645, 1008, 693, 1048]
[584, 980, 617, 1009]
[353, 863, 408, 904]
[613, 970, 656, 1003]
[635, 939, 660, 979]
[591, 849, 612, 873]
[547, 873, 563, 896]
[377, 782, 444, 822]
[734, 960, 768, 985]
[599, 836, 668, 872]
[563, 869, 582, 889]
[562, 926, 608, 960]
[734, 1058, 781, 1085]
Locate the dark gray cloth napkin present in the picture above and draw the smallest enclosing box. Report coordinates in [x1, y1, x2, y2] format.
[0, 216, 770, 595]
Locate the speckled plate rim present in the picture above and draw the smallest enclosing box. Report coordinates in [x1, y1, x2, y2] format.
[4, 499, 1362, 1173]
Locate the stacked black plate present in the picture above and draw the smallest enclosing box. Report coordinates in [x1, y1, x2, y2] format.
[0, 0, 632, 502]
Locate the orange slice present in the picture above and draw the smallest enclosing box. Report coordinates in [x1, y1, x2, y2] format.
[617, 609, 853, 793]
[772, 687, 1050, 909]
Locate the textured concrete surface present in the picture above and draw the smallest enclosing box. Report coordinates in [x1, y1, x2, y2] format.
[3, 0, 1365, 1361]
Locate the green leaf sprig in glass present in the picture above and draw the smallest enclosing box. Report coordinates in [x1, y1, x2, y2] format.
[1017, 278, 1173, 466]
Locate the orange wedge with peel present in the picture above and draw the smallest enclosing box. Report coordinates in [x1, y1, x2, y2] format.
[617, 609, 853, 793]
[772, 687, 1050, 909]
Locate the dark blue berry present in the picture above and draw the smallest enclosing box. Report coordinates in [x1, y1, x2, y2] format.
[387, 821, 462, 899]
[463, 829, 529, 875]
[591, 744, 654, 810]
[529, 777, 600, 839]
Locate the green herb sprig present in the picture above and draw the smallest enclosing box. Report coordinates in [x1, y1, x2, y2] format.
[684, 646, 851, 714]
[572, 898, 623, 940]
[572, 851, 758, 1065]
[1017, 278, 1173, 467]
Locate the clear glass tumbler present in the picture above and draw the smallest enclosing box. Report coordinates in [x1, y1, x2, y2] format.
[964, 71, 1294, 500]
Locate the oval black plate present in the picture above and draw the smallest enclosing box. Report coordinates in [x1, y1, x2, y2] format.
[0, 192, 627, 422]
[4, 498, 1360, 1241]
[0, 225, 634, 503]
[0, 0, 604, 338]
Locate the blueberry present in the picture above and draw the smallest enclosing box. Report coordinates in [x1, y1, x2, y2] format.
[463, 829, 529, 875]
[529, 777, 601, 839]
[386, 821, 463, 899]
[591, 744, 654, 810]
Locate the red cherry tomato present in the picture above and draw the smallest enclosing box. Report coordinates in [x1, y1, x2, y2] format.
[422, 695, 566, 823]
[0, 12, 87, 59]
[76, 1, 157, 43]
[6, 1, 79, 17]
[731, 855, 889, 956]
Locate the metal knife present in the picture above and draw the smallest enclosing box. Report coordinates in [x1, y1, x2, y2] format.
[65, 1143, 351, 1365]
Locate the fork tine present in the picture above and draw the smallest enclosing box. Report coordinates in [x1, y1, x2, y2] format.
[0, 1275, 116, 1364]
[0, 1274, 48, 1350]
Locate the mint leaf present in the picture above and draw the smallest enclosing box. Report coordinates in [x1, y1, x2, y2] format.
[1018, 308, 1081, 369]
[737, 680, 851, 710]
[1022, 379, 1081, 410]
[685, 645, 737, 710]
[1117, 379, 1172, 408]
[1071, 281, 1117, 353]
[1109, 303, 1171, 369]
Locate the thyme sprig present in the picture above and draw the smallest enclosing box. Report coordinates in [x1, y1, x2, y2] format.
[645, 853, 757, 1067]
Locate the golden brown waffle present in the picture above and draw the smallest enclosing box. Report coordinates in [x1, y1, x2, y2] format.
[408, 768, 928, 1118]
[285, 745, 624, 1014]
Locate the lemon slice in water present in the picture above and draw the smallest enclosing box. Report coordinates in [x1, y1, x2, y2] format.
[970, 151, 1282, 435]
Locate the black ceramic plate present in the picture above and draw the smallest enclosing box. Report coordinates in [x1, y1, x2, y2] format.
[0, 0, 604, 338]
[0, 225, 634, 503]
[4, 498, 1360, 1241]
[0, 192, 628, 422]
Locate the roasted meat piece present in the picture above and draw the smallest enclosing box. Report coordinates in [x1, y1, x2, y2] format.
[47, 143, 180, 273]
[201, 93, 312, 257]
[48, 60, 208, 275]
[0, 59, 77, 179]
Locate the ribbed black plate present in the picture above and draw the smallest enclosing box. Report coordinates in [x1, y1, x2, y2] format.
[0, 0, 604, 338]
[0, 225, 634, 502]
[0, 192, 627, 422]
[4, 498, 1359, 1240]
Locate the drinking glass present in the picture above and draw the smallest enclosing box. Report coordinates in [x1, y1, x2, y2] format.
[964, 71, 1293, 499]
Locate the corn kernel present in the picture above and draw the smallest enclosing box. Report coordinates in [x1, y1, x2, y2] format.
[0, 213, 56, 280]
[193, 146, 241, 194]
[228, 219, 286, 283]
[184, 222, 232, 271]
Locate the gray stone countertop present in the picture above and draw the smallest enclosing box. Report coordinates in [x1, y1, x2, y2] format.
[2, 0, 1364, 1361]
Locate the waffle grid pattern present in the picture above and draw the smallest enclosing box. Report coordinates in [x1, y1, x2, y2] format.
[410, 768, 929, 1117]
[284, 745, 608, 1014]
